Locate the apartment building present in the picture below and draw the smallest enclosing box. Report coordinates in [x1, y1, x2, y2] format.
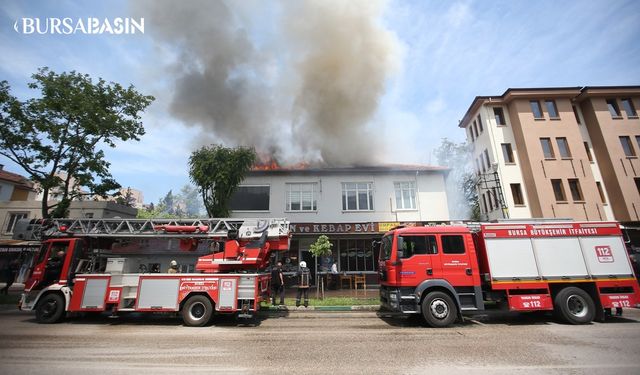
[460, 86, 640, 223]
[228, 165, 451, 282]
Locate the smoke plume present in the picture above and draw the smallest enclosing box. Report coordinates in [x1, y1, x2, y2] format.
[135, 0, 400, 166]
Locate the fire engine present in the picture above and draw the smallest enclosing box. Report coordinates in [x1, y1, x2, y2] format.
[378, 221, 640, 327]
[13, 217, 290, 326]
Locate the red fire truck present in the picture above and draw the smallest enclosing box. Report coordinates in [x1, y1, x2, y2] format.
[378, 221, 640, 327]
[13, 218, 290, 326]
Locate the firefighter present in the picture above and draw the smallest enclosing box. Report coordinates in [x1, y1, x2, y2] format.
[167, 260, 179, 273]
[295, 261, 312, 308]
[43, 250, 65, 285]
[271, 261, 285, 306]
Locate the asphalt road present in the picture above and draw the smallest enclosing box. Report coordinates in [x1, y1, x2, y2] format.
[0, 308, 639, 375]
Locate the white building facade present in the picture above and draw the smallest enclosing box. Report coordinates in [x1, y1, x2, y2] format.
[228, 166, 451, 283]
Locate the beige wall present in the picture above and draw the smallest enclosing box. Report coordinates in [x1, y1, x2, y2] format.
[579, 95, 640, 221]
[508, 97, 606, 220]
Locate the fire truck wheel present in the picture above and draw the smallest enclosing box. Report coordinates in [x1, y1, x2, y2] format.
[35, 293, 65, 324]
[182, 295, 213, 327]
[554, 287, 595, 324]
[421, 291, 458, 328]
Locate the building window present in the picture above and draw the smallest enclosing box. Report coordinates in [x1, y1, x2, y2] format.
[468, 127, 474, 142]
[477, 114, 483, 132]
[637, 136, 640, 152]
[286, 183, 317, 211]
[342, 182, 373, 211]
[394, 181, 417, 210]
[492, 187, 499, 209]
[584, 142, 593, 162]
[551, 179, 566, 202]
[483, 149, 491, 170]
[487, 190, 493, 212]
[229, 185, 270, 211]
[475, 158, 481, 175]
[568, 179, 583, 201]
[493, 107, 506, 125]
[635, 178, 640, 197]
[473, 121, 479, 138]
[482, 193, 488, 213]
[596, 182, 606, 204]
[620, 136, 636, 157]
[530, 100, 544, 119]
[540, 138, 555, 159]
[501, 143, 515, 164]
[441, 235, 465, 254]
[556, 137, 571, 158]
[572, 105, 581, 124]
[621, 98, 637, 118]
[545, 100, 559, 118]
[480, 155, 486, 173]
[84, 213, 94, 218]
[4, 212, 28, 234]
[511, 184, 524, 205]
[606, 99, 621, 118]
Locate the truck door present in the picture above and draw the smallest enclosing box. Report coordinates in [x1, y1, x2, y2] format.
[26, 240, 75, 291]
[396, 235, 441, 287]
[437, 234, 475, 287]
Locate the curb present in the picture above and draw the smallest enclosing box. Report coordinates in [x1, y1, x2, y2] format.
[262, 305, 379, 312]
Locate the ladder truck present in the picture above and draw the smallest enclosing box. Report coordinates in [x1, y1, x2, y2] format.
[13, 217, 290, 326]
[378, 221, 640, 327]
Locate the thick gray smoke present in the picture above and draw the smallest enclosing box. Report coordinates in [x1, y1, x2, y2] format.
[135, 0, 400, 166]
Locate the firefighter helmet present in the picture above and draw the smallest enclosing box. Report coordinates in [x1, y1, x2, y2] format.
[299, 261, 307, 268]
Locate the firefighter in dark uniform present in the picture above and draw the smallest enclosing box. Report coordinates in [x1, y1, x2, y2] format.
[270, 261, 285, 306]
[295, 261, 312, 308]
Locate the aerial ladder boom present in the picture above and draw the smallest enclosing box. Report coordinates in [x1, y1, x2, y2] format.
[14, 218, 291, 273]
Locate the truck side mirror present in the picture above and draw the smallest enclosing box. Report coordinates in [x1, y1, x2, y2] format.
[396, 237, 404, 259]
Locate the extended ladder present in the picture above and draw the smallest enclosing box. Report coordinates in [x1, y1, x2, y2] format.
[13, 218, 289, 241]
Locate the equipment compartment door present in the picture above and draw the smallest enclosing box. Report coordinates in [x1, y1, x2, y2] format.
[218, 278, 237, 310]
[81, 277, 109, 309]
[136, 278, 180, 310]
[579, 236, 634, 277]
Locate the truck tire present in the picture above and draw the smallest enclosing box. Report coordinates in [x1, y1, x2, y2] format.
[554, 287, 595, 324]
[182, 295, 213, 327]
[35, 293, 65, 324]
[421, 291, 458, 328]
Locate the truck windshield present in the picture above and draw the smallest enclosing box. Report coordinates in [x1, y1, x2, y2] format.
[380, 235, 392, 260]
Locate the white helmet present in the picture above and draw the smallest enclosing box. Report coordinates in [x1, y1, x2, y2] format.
[170, 260, 178, 267]
[299, 261, 307, 268]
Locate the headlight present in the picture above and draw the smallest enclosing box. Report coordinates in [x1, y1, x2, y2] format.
[389, 292, 398, 301]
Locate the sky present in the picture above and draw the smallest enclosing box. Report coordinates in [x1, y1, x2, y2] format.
[1, 0, 639, 204]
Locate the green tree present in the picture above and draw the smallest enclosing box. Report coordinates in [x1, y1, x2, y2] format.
[188, 145, 257, 217]
[179, 184, 204, 217]
[309, 235, 333, 298]
[160, 190, 175, 215]
[0, 68, 154, 218]
[115, 187, 136, 207]
[434, 138, 480, 221]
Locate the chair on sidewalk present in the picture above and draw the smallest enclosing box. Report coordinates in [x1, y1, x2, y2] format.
[339, 274, 352, 289]
[353, 274, 366, 295]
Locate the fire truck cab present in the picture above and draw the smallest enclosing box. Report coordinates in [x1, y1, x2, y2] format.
[378, 222, 640, 327]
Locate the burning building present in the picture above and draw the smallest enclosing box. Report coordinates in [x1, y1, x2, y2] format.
[228, 163, 451, 285]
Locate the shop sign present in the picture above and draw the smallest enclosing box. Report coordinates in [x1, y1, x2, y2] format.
[290, 223, 379, 234]
[378, 222, 400, 232]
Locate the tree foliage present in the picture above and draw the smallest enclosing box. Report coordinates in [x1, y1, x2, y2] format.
[309, 235, 333, 258]
[0, 67, 154, 218]
[434, 138, 479, 221]
[188, 145, 256, 217]
[115, 187, 136, 207]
